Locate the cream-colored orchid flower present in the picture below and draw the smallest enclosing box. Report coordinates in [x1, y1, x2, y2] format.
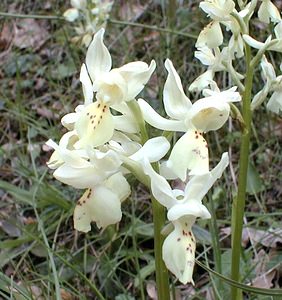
[258, 0, 281, 24]
[251, 55, 276, 110]
[267, 81, 282, 113]
[139, 59, 240, 180]
[46, 138, 121, 189]
[63, 8, 79, 22]
[196, 21, 223, 49]
[74, 172, 130, 231]
[143, 153, 229, 283]
[199, 0, 235, 21]
[66, 28, 156, 149]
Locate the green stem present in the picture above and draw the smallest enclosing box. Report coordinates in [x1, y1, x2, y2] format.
[151, 193, 171, 300]
[230, 44, 254, 300]
[108, 19, 197, 39]
[127, 100, 170, 298]
[0, 11, 64, 20]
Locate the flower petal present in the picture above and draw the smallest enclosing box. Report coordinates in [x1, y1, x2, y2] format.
[267, 90, 282, 113]
[117, 60, 156, 100]
[130, 137, 170, 163]
[73, 186, 122, 232]
[138, 99, 187, 132]
[63, 8, 79, 22]
[187, 96, 231, 132]
[104, 172, 131, 203]
[93, 69, 127, 104]
[167, 130, 209, 181]
[163, 59, 192, 120]
[53, 164, 102, 188]
[162, 217, 196, 284]
[189, 69, 214, 92]
[184, 152, 229, 201]
[258, 0, 281, 24]
[142, 159, 176, 208]
[196, 21, 223, 49]
[167, 200, 211, 221]
[86, 28, 112, 82]
[80, 64, 93, 105]
[74, 101, 114, 148]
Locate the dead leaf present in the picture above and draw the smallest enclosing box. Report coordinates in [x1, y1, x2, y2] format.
[13, 19, 49, 50]
[252, 267, 276, 289]
[60, 289, 74, 300]
[221, 227, 282, 248]
[119, 1, 146, 21]
[146, 281, 157, 300]
[0, 22, 14, 51]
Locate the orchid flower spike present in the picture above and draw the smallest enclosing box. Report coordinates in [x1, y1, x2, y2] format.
[65, 28, 156, 149]
[143, 152, 229, 283]
[138, 59, 240, 180]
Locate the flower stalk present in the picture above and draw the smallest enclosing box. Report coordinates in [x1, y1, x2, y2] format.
[230, 44, 254, 300]
[151, 193, 171, 300]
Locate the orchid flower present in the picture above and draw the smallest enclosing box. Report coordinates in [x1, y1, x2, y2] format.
[143, 152, 229, 283]
[251, 55, 282, 113]
[74, 172, 130, 231]
[196, 21, 223, 49]
[258, 0, 281, 24]
[46, 136, 121, 189]
[251, 55, 276, 110]
[199, 0, 235, 21]
[139, 59, 240, 180]
[64, 28, 156, 149]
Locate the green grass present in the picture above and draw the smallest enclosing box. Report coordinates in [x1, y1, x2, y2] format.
[0, 0, 281, 299]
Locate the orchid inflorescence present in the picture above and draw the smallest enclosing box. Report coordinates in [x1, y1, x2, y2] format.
[48, 0, 281, 286]
[46, 27, 238, 284]
[63, 0, 114, 46]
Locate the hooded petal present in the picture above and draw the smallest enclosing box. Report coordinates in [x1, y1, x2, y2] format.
[138, 99, 187, 132]
[104, 172, 131, 203]
[163, 59, 192, 120]
[167, 200, 211, 221]
[53, 163, 106, 188]
[258, 0, 281, 24]
[130, 137, 170, 163]
[113, 115, 139, 133]
[73, 186, 122, 232]
[167, 130, 209, 181]
[196, 21, 223, 49]
[267, 89, 282, 113]
[187, 96, 231, 132]
[189, 69, 214, 92]
[199, 0, 235, 21]
[162, 217, 197, 284]
[195, 47, 216, 66]
[183, 152, 229, 202]
[74, 101, 114, 148]
[117, 60, 156, 100]
[80, 64, 93, 105]
[93, 69, 127, 104]
[86, 28, 112, 82]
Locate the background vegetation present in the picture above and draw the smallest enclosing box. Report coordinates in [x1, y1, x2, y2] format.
[0, 0, 281, 299]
